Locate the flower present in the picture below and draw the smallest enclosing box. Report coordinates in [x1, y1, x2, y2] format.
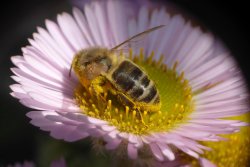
[10, 0, 249, 166]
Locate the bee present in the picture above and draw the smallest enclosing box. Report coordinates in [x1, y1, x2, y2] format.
[70, 25, 165, 113]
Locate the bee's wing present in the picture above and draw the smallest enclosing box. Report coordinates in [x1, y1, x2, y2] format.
[110, 25, 165, 51]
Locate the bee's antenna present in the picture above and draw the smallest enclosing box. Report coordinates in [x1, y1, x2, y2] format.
[111, 25, 166, 51]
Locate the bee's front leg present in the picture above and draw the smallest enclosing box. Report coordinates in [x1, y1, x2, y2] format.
[89, 75, 107, 100]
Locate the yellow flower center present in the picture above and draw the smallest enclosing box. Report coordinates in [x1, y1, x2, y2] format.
[74, 49, 195, 135]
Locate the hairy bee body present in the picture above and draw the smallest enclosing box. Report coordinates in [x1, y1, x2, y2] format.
[72, 47, 161, 112]
[71, 25, 165, 112]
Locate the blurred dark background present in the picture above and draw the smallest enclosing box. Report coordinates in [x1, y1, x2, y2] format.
[0, 0, 249, 166]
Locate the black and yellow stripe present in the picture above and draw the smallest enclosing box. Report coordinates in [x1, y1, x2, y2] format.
[112, 60, 159, 104]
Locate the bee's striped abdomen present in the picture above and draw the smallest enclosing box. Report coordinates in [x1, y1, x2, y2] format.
[112, 60, 160, 104]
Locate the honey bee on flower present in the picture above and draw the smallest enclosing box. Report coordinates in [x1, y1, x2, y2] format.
[10, 0, 250, 166]
[70, 25, 165, 122]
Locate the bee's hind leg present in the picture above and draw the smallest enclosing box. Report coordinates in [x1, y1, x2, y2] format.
[116, 93, 147, 126]
[116, 92, 135, 108]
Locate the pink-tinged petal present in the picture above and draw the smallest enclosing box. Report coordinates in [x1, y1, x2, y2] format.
[127, 143, 138, 160]
[103, 130, 118, 142]
[72, 7, 95, 46]
[199, 158, 216, 167]
[21, 84, 75, 103]
[100, 125, 116, 132]
[11, 55, 25, 66]
[26, 92, 77, 111]
[45, 114, 80, 126]
[155, 15, 185, 59]
[10, 84, 26, 94]
[105, 138, 122, 150]
[180, 33, 214, 73]
[32, 32, 69, 68]
[195, 77, 244, 97]
[10, 92, 29, 99]
[173, 127, 212, 140]
[11, 67, 62, 90]
[107, 0, 129, 45]
[36, 27, 72, 64]
[84, 4, 104, 46]
[22, 46, 64, 73]
[50, 124, 89, 142]
[149, 143, 165, 161]
[146, 8, 170, 57]
[118, 132, 129, 139]
[189, 119, 245, 126]
[169, 26, 201, 67]
[86, 117, 108, 125]
[26, 111, 89, 141]
[128, 134, 143, 148]
[76, 123, 95, 132]
[62, 112, 88, 122]
[179, 147, 199, 159]
[57, 12, 87, 51]
[141, 135, 152, 144]
[27, 38, 67, 72]
[65, 130, 89, 142]
[45, 19, 75, 60]
[166, 21, 193, 65]
[93, 2, 113, 47]
[137, 6, 149, 30]
[128, 134, 138, 144]
[22, 54, 67, 84]
[157, 143, 175, 161]
[186, 51, 226, 80]
[180, 123, 236, 135]
[87, 128, 106, 138]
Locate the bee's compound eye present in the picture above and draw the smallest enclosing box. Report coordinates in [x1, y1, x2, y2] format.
[99, 58, 107, 64]
[95, 57, 112, 69]
[83, 62, 90, 66]
[94, 56, 105, 63]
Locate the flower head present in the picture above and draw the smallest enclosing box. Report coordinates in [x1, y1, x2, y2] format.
[10, 0, 249, 166]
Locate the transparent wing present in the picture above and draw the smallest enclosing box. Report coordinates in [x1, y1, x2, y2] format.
[110, 25, 166, 52]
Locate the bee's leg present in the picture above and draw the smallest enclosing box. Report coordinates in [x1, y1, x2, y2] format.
[116, 93, 147, 126]
[116, 92, 135, 108]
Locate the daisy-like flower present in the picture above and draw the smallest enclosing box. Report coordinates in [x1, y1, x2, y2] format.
[10, 0, 249, 166]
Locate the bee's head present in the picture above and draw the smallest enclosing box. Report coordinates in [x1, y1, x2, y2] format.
[70, 47, 112, 80]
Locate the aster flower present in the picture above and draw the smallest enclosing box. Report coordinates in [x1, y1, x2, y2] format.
[10, 0, 249, 166]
